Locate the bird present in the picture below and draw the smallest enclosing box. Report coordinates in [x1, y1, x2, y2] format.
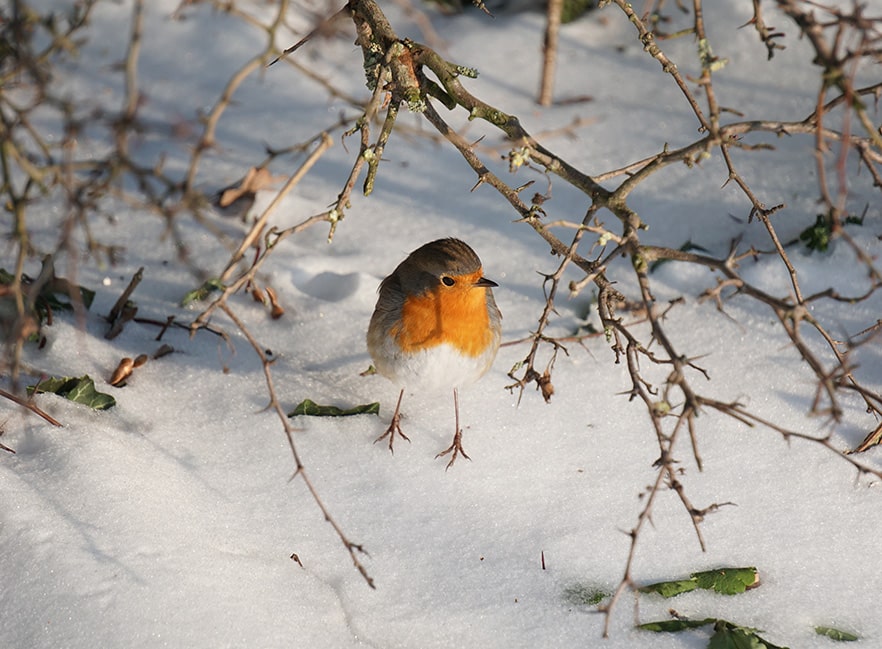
[367, 238, 502, 468]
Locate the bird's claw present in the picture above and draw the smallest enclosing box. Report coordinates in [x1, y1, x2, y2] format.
[374, 413, 410, 453]
[435, 429, 470, 470]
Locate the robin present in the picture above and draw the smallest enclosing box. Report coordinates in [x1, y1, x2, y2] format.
[367, 238, 502, 468]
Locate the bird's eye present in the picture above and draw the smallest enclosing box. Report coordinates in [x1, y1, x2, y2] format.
[441, 276, 455, 287]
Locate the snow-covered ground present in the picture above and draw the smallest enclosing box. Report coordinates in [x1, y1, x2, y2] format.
[3, 1, 881, 647]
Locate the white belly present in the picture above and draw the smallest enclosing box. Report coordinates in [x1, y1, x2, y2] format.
[371, 339, 498, 392]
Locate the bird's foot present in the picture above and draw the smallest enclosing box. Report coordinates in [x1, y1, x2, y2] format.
[435, 428, 470, 470]
[374, 412, 410, 453]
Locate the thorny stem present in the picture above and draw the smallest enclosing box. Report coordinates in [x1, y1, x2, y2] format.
[219, 303, 375, 588]
[0, 387, 63, 428]
[182, 0, 291, 198]
[4, 0, 881, 627]
[191, 132, 334, 333]
[2, 0, 380, 594]
[338, 0, 882, 633]
[507, 206, 598, 403]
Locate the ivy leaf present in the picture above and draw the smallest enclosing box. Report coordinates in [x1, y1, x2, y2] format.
[42, 282, 96, 311]
[639, 578, 698, 598]
[693, 567, 760, 595]
[708, 621, 788, 649]
[814, 626, 859, 642]
[639, 618, 717, 632]
[288, 399, 380, 417]
[640, 618, 788, 649]
[0, 266, 95, 325]
[640, 567, 758, 598]
[799, 214, 833, 252]
[30, 375, 116, 410]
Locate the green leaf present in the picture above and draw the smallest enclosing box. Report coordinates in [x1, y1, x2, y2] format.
[641, 567, 758, 598]
[693, 567, 759, 595]
[44, 284, 95, 311]
[639, 578, 698, 598]
[288, 399, 380, 417]
[30, 375, 116, 410]
[0, 267, 95, 321]
[640, 618, 788, 649]
[29, 376, 70, 394]
[181, 278, 225, 306]
[799, 214, 832, 252]
[708, 621, 788, 649]
[639, 618, 717, 633]
[814, 626, 859, 642]
[560, 0, 594, 23]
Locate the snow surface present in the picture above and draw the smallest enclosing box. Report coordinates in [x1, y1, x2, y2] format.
[3, 1, 882, 648]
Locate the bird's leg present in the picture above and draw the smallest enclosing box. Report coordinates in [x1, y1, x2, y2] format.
[436, 387, 470, 469]
[374, 389, 410, 452]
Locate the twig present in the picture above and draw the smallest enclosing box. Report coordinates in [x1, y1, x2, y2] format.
[218, 302, 375, 588]
[538, 0, 563, 106]
[219, 133, 334, 283]
[0, 387, 63, 427]
[190, 132, 333, 333]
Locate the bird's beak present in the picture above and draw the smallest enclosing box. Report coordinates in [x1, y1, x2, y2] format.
[475, 276, 498, 288]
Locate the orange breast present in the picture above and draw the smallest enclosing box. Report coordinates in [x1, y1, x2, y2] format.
[390, 270, 493, 357]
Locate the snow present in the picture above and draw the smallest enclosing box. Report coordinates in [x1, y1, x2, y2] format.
[2, 1, 881, 648]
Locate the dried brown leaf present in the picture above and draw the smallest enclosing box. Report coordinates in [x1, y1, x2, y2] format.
[218, 167, 276, 207]
[110, 357, 135, 386]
